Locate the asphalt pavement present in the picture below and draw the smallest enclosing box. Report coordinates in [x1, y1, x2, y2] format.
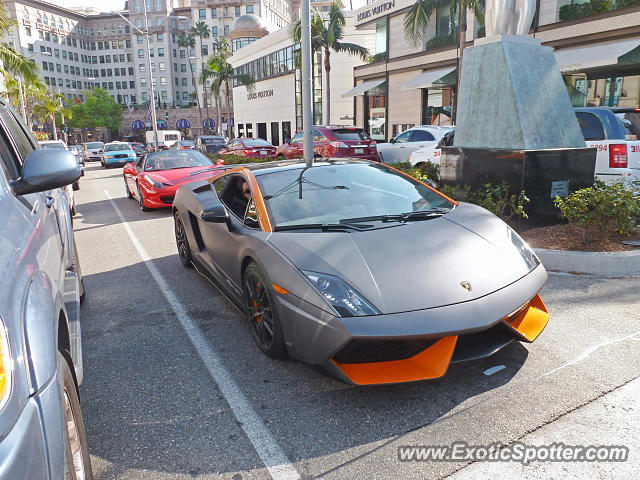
[73, 164, 640, 480]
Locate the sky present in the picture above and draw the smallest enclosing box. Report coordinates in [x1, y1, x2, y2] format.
[54, 0, 369, 13]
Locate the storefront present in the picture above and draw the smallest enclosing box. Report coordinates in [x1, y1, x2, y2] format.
[229, 14, 375, 145]
[350, 0, 640, 141]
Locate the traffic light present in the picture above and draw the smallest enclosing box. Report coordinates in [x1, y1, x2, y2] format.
[165, 111, 169, 121]
[61, 124, 66, 134]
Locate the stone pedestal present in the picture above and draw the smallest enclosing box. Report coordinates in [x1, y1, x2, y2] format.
[454, 36, 586, 150]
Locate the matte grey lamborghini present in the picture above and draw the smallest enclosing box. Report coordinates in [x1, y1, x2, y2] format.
[172, 159, 549, 385]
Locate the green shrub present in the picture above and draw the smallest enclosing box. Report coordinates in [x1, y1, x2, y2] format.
[388, 161, 440, 182]
[559, 0, 614, 21]
[554, 181, 640, 243]
[205, 153, 277, 165]
[439, 182, 530, 221]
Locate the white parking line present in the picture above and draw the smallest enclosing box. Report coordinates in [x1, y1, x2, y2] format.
[104, 190, 300, 480]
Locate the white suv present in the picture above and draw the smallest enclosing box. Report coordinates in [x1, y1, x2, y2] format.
[376, 125, 454, 164]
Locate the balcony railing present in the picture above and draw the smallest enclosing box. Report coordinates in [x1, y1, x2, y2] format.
[559, 0, 640, 22]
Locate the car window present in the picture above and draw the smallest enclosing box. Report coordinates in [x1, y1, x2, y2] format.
[215, 173, 250, 219]
[312, 129, 327, 142]
[410, 130, 435, 142]
[331, 129, 370, 141]
[232, 140, 242, 147]
[575, 112, 605, 141]
[86, 142, 104, 149]
[244, 198, 260, 229]
[291, 132, 303, 143]
[394, 131, 412, 143]
[143, 150, 211, 171]
[0, 103, 36, 167]
[105, 144, 131, 152]
[243, 139, 271, 147]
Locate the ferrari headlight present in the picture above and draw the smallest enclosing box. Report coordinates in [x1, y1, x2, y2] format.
[508, 228, 539, 271]
[0, 318, 12, 411]
[302, 270, 380, 317]
[143, 174, 164, 189]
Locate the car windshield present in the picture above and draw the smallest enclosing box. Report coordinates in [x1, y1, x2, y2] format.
[330, 128, 371, 141]
[256, 163, 453, 228]
[104, 144, 132, 152]
[86, 142, 104, 149]
[144, 150, 212, 171]
[179, 140, 195, 146]
[243, 139, 271, 147]
[40, 142, 65, 149]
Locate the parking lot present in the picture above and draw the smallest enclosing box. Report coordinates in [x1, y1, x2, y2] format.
[74, 164, 640, 480]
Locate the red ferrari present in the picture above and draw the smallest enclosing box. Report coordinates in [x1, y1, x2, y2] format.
[123, 150, 223, 210]
[218, 138, 276, 159]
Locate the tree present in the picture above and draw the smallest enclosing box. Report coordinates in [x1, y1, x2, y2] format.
[67, 88, 122, 133]
[1, 72, 46, 124]
[32, 94, 71, 141]
[403, 0, 484, 121]
[177, 31, 204, 130]
[191, 21, 211, 122]
[0, 1, 39, 83]
[207, 38, 231, 135]
[200, 50, 254, 139]
[291, 1, 369, 124]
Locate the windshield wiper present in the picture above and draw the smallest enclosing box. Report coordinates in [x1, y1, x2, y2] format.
[273, 223, 373, 232]
[339, 208, 450, 225]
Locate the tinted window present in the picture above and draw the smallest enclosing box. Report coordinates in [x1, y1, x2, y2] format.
[257, 163, 453, 228]
[394, 131, 412, 143]
[104, 144, 132, 151]
[0, 103, 36, 165]
[291, 131, 303, 143]
[243, 138, 271, 147]
[330, 128, 371, 141]
[39, 142, 66, 149]
[86, 142, 104, 149]
[143, 150, 212, 171]
[410, 130, 435, 142]
[215, 173, 250, 219]
[576, 112, 605, 141]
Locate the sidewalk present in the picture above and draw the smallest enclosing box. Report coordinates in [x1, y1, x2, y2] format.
[449, 376, 640, 479]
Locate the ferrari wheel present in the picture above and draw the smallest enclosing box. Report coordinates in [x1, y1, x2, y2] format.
[244, 263, 287, 358]
[174, 212, 193, 268]
[137, 184, 149, 211]
[124, 176, 133, 199]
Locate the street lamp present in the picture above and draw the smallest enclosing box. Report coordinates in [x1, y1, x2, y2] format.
[118, 2, 159, 148]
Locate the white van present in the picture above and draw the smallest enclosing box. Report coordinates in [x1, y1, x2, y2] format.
[146, 130, 181, 148]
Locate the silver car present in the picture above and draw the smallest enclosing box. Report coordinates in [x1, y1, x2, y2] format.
[0, 100, 93, 479]
[83, 141, 104, 162]
[376, 125, 453, 164]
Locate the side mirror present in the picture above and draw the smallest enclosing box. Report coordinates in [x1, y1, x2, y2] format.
[199, 203, 230, 227]
[11, 149, 81, 196]
[99, 149, 103, 153]
[389, 137, 396, 144]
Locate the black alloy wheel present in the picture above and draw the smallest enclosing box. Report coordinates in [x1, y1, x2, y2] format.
[174, 212, 193, 268]
[244, 263, 286, 358]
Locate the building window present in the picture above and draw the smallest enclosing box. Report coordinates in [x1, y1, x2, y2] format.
[211, 8, 217, 18]
[25, 26, 31, 37]
[140, 78, 147, 86]
[155, 0, 162, 11]
[224, 25, 229, 36]
[134, 0, 141, 13]
[179, 50, 185, 58]
[160, 77, 166, 86]
[235, 6, 241, 16]
[180, 64, 186, 72]
[138, 49, 144, 58]
[158, 48, 164, 57]
[246, 5, 254, 14]
[212, 26, 218, 37]
[159, 62, 166, 71]
[157, 33, 163, 42]
[161, 90, 167, 99]
[150, 49, 154, 57]
[181, 78, 187, 86]
[199, 9, 206, 19]
[224, 7, 229, 17]
[202, 45, 208, 56]
[137, 35, 143, 44]
[364, 81, 387, 141]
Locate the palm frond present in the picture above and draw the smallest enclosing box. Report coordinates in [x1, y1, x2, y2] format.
[333, 41, 370, 61]
[0, 44, 40, 83]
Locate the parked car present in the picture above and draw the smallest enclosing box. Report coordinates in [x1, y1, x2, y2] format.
[219, 138, 277, 159]
[276, 126, 378, 160]
[170, 139, 197, 150]
[145, 141, 168, 153]
[196, 135, 227, 154]
[83, 141, 104, 162]
[574, 107, 640, 185]
[130, 141, 145, 157]
[376, 125, 453, 164]
[172, 159, 548, 384]
[0, 98, 93, 479]
[68, 145, 86, 175]
[408, 129, 455, 167]
[38, 140, 79, 209]
[100, 141, 137, 168]
[123, 149, 223, 210]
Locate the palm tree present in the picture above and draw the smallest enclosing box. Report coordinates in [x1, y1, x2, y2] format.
[32, 94, 71, 141]
[191, 21, 211, 123]
[207, 38, 231, 135]
[291, 1, 369, 124]
[404, 0, 484, 121]
[177, 31, 203, 129]
[0, 2, 39, 83]
[1, 73, 46, 124]
[200, 52, 254, 139]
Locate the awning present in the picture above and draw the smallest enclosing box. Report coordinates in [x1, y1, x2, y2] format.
[342, 78, 385, 97]
[555, 37, 640, 73]
[156, 120, 167, 130]
[131, 120, 145, 129]
[203, 118, 215, 128]
[176, 118, 191, 129]
[400, 67, 456, 90]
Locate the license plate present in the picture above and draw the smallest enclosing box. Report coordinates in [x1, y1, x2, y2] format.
[354, 148, 363, 154]
[260, 150, 267, 155]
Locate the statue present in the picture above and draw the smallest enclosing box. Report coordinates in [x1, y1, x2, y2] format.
[485, 0, 536, 36]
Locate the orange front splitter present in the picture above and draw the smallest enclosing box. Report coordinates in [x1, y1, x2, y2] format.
[504, 294, 549, 342]
[331, 336, 457, 386]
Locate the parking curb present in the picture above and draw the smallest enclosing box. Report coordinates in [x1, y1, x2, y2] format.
[534, 247, 640, 277]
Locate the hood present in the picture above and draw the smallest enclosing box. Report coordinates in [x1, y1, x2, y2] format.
[267, 204, 536, 314]
[147, 166, 224, 186]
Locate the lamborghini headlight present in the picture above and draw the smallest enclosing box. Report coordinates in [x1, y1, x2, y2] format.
[302, 270, 380, 317]
[508, 227, 540, 271]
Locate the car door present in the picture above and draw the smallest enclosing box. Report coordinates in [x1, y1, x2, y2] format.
[288, 131, 304, 158]
[382, 130, 412, 163]
[401, 129, 437, 162]
[200, 173, 250, 296]
[126, 155, 145, 194]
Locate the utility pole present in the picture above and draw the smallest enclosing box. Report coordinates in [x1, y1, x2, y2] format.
[301, 0, 314, 167]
